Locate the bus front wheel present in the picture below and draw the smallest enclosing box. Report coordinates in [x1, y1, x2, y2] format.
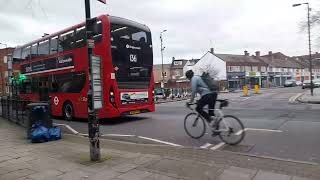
[63, 102, 74, 121]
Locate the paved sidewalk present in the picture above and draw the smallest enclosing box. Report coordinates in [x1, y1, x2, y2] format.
[1, 119, 319, 180]
[298, 88, 320, 104]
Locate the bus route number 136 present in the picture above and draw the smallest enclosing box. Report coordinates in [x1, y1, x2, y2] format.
[129, 54, 137, 63]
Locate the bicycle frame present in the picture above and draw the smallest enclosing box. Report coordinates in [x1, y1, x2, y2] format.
[187, 105, 231, 133]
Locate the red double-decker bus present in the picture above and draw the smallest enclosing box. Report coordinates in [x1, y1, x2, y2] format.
[11, 15, 155, 120]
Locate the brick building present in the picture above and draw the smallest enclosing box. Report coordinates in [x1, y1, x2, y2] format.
[153, 64, 171, 88]
[259, 51, 304, 86]
[293, 52, 320, 80]
[0, 48, 14, 96]
[216, 51, 268, 89]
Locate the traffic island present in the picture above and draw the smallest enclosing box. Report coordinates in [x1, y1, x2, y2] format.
[297, 88, 320, 104]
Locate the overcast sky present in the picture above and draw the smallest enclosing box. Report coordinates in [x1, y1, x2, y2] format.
[0, 0, 319, 64]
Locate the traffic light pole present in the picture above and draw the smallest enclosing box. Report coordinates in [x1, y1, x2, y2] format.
[85, 0, 100, 161]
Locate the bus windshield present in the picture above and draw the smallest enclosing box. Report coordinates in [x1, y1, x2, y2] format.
[111, 23, 153, 89]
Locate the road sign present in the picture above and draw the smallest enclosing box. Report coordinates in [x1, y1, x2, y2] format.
[98, 0, 106, 4]
[91, 55, 103, 109]
[87, 39, 95, 49]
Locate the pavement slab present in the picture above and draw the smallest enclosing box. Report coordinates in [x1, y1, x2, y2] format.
[253, 170, 292, 180]
[117, 169, 152, 180]
[26, 169, 64, 180]
[144, 158, 223, 180]
[218, 166, 257, 180]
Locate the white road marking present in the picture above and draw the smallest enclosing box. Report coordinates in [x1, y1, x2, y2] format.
[241, 97, 251, 101]
[235, 129, 244, 136]
[200, 143, 212, 149]
[138, 136, 182, 147]
[245, 128, 282, 133]
[102, 134, 135, 137]
[202, 128, 283, 150]
[288, 93, 303, 103]
[210, 142, 225, 150]
[54, 123, 79, 134]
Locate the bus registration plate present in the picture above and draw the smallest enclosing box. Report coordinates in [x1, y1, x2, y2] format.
[130, 110, 140, 115]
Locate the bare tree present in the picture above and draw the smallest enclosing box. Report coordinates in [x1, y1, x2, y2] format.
[199, 64, 220, 79]
[300, 10, 320, 47]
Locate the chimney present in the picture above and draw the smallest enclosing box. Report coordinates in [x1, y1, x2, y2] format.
[268, 51, 273, 61]
[210, 48, 214, 54]
[244, 50, 249, 56]
[255, 51, 260, 57]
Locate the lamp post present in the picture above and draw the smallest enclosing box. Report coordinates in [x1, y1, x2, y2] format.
[160, 30, 167, 88]
[0, 43, 7, 96]
[293, 2, 313, 96]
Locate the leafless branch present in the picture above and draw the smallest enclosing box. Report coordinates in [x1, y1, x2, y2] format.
[299, 10, 320, 45]
[300, 11, 320, 31]
[199, 64, 220, 79]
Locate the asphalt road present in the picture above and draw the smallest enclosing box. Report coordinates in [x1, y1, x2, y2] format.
[54, 87, 320, 164]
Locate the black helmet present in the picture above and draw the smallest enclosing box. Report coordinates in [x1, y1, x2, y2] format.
[185, 70, 194, 80]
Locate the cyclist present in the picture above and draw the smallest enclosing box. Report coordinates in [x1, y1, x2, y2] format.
[185, 70, 218, 124]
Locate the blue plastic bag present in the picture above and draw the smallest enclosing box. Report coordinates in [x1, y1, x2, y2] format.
[30, 123, 49, 143]
[48, 127, 61, 141]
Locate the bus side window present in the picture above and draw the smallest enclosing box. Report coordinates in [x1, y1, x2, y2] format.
[74, 26, 86, 48]
[38, 40, 50, 57]
[21, 46, 31, 61]
[31, 44, 38, 58]
[13, 48, 22, 64]
[50, 36, 59, 55]
[59, 31, 74, 52]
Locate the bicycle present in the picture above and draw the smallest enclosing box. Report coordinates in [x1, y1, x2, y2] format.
[184, 99, 245, 145]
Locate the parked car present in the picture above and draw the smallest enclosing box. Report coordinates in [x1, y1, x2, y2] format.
[154, 88, 165, 100]
[296, 81, 302, 86]
[314, 79, 320, 88]
[284, 80, 297, 87]
[155, 92, 165, 100]
[302, 80, 320, 89]
[302, 80, 311, 89]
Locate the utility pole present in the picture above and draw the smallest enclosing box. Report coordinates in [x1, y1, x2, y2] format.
[293, 2, 313, 96]
[160, 30, 167, 89]
[84, 0, 104, 161]
[307, 3, 313, 96]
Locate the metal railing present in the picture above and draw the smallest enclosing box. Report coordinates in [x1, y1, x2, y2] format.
[0, 97, 32, 127]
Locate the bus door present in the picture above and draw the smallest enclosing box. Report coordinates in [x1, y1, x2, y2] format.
[38, 77, 50, 102]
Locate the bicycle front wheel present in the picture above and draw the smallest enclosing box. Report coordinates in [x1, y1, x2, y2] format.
[218, 115, 245, 145]
[184, 113, 206, 139]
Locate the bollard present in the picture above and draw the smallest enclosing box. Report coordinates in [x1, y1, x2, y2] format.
[243, 86, 249, 96]
[254, 85, 259, 94]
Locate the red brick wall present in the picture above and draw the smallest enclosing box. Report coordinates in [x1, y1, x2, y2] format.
[0, 48, 14, 96]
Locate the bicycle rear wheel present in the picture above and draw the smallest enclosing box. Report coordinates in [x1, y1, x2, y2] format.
[218, 115, 245, 145]
[184, 113, 206, 139]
